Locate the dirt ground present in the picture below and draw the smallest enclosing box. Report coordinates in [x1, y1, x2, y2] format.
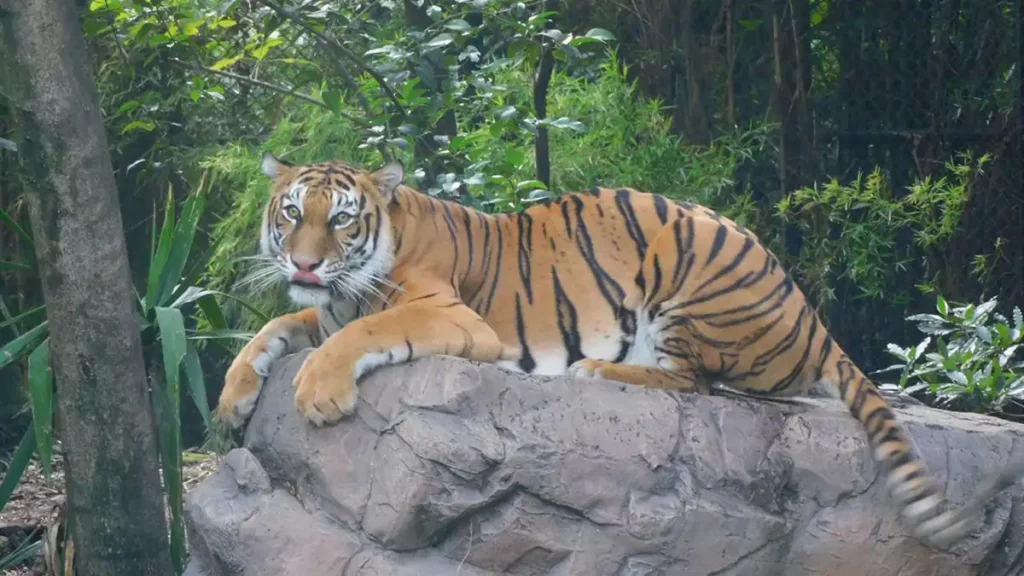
[1, 442, 220, 575]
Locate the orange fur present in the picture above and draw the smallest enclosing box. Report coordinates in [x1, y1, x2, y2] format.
[217, 154, 1023, 551]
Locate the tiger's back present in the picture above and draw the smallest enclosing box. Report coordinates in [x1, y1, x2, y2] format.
[445, 186, 815, 396]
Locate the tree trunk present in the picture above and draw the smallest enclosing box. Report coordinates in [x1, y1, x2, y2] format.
[0, 1, 174, 575]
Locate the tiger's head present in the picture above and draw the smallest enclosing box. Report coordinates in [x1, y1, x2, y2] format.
[255, 153, 404, 307]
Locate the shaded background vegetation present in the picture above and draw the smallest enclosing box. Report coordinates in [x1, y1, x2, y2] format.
[2, 0, 1022, 448]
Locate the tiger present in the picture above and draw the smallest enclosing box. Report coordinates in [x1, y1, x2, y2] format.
[216, 152, 1023, 551]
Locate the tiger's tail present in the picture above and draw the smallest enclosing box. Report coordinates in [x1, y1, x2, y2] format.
[824, 351, 1024, 549]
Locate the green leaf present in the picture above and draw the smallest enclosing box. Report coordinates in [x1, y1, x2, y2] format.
[149, 180, 206, 310]
[28, 340, 54, 481]
[0, 427, 35, 514]
[0, 207, 34, 247]
[186, 328, 256, 341]
[116, 99, 142, 115]
[153, 306, 186, 574]
[209, 291, 270, 324]
[1000, 345, 1020, 368]
[423, 33, 454, 49]
[0, 305, 45, 332]
[504, 148, 525, 166]
[975, 299, 998, 320]
[196, 294, 228, 331]
[121, 120, 156, 134]
[444, 19, 472, 32]
[146, 190, 177, 312]
[584, 28, 615, 41]
[168, 287, 268, 324]
[322, 90, 342, 114]
[156, 307, 187, 404]
[0, 321, 48, 371]
[0, 260, 31, 271]
[183, 340, 210, 431]
[210, 55, 241, 71]
[0, 538, 42, 571]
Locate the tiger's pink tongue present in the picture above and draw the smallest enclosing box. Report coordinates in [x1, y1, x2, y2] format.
[292, 271, 323, 284]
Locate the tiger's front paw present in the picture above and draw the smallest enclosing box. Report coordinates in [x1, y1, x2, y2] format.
[215, 337, 287, 429]
[293, 348, 358, 426]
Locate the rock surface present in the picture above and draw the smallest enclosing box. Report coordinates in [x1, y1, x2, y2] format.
[184, 350, 1024, 576]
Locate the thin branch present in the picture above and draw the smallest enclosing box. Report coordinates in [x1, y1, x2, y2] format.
[254, 0, 407, 119]
[179, 61, 369, 127]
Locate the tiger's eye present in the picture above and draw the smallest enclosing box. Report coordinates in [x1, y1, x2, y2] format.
[331, 213, 353, 228]
[284, 205, 301, 220]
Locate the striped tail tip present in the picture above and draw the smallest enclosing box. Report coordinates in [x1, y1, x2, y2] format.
[892, 460, 1024, 550]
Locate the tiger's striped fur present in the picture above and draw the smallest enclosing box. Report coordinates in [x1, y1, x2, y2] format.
[217, 153, 1023, 551]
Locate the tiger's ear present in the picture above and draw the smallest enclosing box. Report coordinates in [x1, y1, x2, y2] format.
[371, 160, 404, 203]
[261, 152, 292, 179]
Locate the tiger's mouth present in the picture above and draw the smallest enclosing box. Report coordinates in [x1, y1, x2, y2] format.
[290, 270, 324, 286]
[289, 278, 328, 290]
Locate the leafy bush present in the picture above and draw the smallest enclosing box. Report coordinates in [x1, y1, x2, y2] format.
[776, 152, 992, 307]
[877, 295, 1024, 418]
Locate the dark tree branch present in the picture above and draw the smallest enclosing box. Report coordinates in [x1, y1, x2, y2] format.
[0, 0, 174, 574]
[532, 0, 557, 188]
[533, 43, 555, 188]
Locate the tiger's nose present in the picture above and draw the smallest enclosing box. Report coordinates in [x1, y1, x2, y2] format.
[291, 255, 323, 272]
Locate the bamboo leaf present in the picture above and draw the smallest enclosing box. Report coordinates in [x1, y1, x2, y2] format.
[0, 427, 36, 514]
[0, 321, 49, 371]
[146, 189, 177, 313]
[186, 328, 256, 341]
[183, 339, 211, 430]
[0, 537, 42, 570]
[28, 340, 54, 480]
[153, 306, 186, 574]
[172, 288, 269, 324]
[150, 377, 185, 575]
[155, 307, 186, 413]
[196, 294, 228, 331]
[0, 207, 34, 247]
[153, 173, 207, 309]
[0, 304, 45, 332]
[0, 260, 31, 271]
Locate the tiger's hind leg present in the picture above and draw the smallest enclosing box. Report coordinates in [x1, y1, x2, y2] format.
[567, 358, 710, 393]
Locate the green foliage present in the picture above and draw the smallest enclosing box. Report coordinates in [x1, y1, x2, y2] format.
[776, 152, 992, 305]
[450, 55, 773, 213]
[877, 295, 1024, 417]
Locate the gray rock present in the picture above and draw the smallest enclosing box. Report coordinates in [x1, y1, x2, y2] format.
[184, 351, 1024, 576]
